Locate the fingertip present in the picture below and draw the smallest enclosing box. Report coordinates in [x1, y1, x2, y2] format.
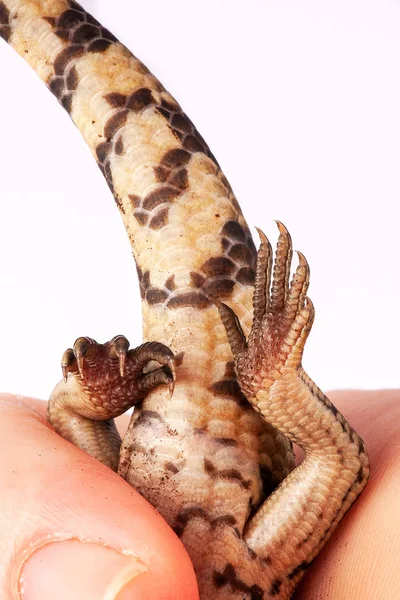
[20, 538, 198, 600]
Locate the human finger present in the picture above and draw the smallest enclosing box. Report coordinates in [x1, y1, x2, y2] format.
[0, 394, 199, 600]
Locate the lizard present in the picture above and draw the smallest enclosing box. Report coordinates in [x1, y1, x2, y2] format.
[0, 1, 370, 598]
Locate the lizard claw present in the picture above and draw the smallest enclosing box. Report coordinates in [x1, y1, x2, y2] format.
[271, 220, 293, 310]
[58, 336, 177, 420]
[109, 335, 130, 377]
[73, 337, 95, 379]
[61, 348, 76, 382]
[254, 226, 270, 246]
[168, 379, 175, 399]
[217, 222, 315, 388]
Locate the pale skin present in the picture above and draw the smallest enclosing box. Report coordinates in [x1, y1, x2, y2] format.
[1, 389, 398, 599]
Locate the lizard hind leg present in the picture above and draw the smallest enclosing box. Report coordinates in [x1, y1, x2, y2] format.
[216, 223, 369, 597]
[48, 336, 175, 471]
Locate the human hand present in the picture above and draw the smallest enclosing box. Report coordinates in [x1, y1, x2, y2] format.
[1, 390, 397, 599]
[0, 394, 199, 600]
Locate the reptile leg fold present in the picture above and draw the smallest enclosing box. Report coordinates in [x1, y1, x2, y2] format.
[216, 223, 370, 598]
[48, 337, 175, 471]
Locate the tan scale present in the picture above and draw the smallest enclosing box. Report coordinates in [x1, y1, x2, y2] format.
[1, 1, 369, 598]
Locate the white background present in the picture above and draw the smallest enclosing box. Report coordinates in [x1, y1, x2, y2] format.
[0, 0, 399, 399]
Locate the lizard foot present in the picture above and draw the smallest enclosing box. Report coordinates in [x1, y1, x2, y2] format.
[216, 223, 369, 595]
[61, 335, 176, 413]
[216, 221, 313, 405]
[48, 337, 176, 469]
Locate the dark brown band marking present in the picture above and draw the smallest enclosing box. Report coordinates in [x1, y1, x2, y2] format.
[167, 291, 210, 309]
[46, 1, 217, 227]
[190, 272, 206, 288]
[42, 1, 120, 201]
[149, 208, 169, 230]
[201, 256, 236, 277]
[28, 3, 257, 313]
[287, 560, 311, 581]
[222, 220, 248, 242]
[204, 459, 252, 490]
[237, 266, 255, 286]
[35, 3, 258, 312]
[202, 277, 235, 298]
[211, 514, 237, 528]
[46, 0, 117, 124]
[173, 506, 238, 538]
[356, 465, 364, 483]
[213, 564, 264, 600]
[269, 578, 282, 597]
[142, 186, 178, 211]
[229, 243, 255, 265]
[146, 288, 169, 305]
[39, 1, 253, 250]
[164, 275, 176, 291]
[209, 379, 251, 409]
[124, 145, 191, 230]
[160, 148, 191, 169]
[164, 461, 179, 474]
[224, 361, 236, 377]
[0, 2, 10, 42]
[103, 109, 129, 140]
[134, 409, 164, 427]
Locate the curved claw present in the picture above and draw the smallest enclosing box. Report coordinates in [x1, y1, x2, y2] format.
[255, 226, 271, 247]
[168, 356, 176, 384]
[109, 335, 130, 377]
[275, 220, 290, 237]
[296, 250, 308, 268]
[76, 356, 85, 379]
[73, 337, 93, 379]
[271, 220, 293, 310]
[168, 378, 176, 398]
[61, 348, 75, 383]
[168, 356, 176, 398]
[252, 226, 273, 325]
[304, 296, 315, 321]
[284, 249, 310, 320]
[118, 353, 125, 378]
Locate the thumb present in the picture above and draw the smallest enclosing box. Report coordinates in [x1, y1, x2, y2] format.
[0, 395, 199, 600]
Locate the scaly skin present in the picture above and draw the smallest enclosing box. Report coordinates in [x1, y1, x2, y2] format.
[0, 2, 369, 598]
[216, 227, 369, 596]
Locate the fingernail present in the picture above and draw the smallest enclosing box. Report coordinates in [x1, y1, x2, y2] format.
[19, 538, 148, 600]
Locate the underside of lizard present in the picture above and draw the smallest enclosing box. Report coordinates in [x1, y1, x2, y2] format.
[0, 1, 369, 598]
